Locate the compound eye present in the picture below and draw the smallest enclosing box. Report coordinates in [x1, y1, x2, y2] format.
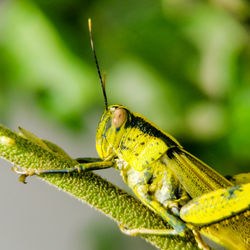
[112, 108, 127, 128]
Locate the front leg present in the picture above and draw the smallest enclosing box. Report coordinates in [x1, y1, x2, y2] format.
[13, 158, 114, 183]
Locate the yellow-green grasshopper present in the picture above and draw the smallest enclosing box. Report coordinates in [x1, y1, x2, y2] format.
[14, 19, 250, 249]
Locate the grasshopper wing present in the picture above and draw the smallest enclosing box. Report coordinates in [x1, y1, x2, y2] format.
[161, 148, 232, 198]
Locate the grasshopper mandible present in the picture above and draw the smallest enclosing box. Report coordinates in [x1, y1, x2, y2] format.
[14, 19, 250, 250]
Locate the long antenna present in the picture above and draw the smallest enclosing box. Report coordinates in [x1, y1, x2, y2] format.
[88, 18, 108, 110]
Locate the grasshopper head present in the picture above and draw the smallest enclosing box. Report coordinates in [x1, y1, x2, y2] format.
[96, 105, 128, 160]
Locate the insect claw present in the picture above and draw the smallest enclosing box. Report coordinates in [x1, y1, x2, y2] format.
[19, 174, 28, 184]
[12, 166, 37, 183]
[12, 167, 29, 183]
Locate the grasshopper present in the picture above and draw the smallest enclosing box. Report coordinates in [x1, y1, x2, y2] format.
[14, 19, 250, 249]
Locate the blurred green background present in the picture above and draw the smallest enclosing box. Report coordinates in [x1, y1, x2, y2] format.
[0, 0, 249, 250]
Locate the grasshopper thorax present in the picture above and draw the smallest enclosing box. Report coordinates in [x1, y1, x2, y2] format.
[96, 105, 129, 160]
